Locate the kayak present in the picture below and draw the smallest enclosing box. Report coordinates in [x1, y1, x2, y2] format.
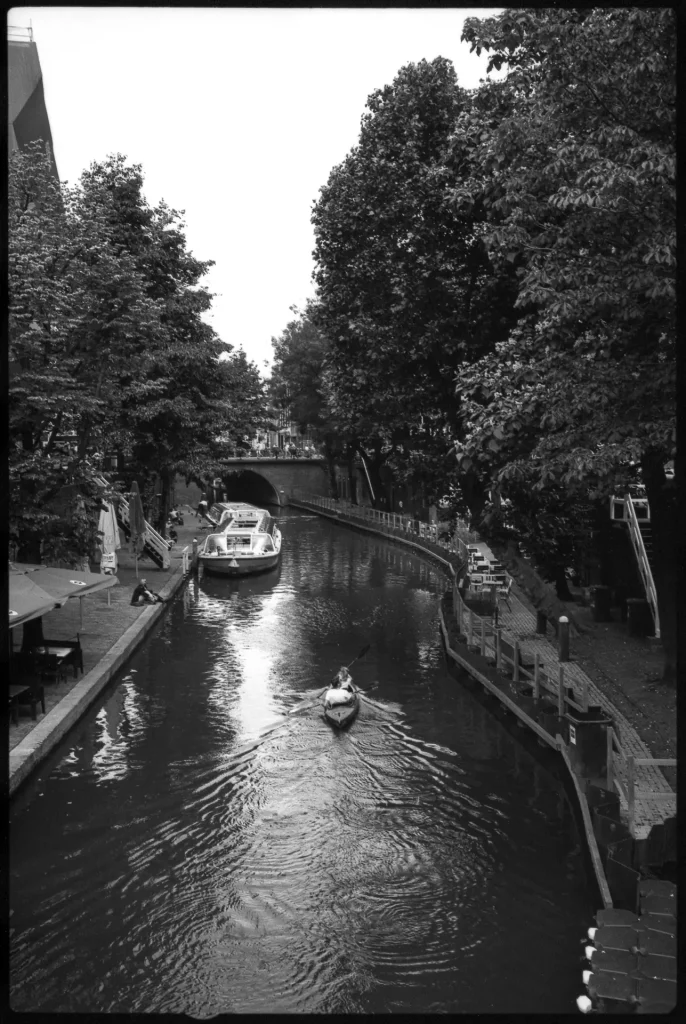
[323, 687, 360, 729]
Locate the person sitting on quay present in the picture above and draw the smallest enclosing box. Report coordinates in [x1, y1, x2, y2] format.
[130, 579, 167, 606]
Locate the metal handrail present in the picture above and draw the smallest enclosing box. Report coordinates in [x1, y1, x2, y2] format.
[93, 475, 171, 571]
[605, 725, 675, 830]
[623, 493, 659, 637]
[116, 496, 171, 569]
[293, 491, 471, 559]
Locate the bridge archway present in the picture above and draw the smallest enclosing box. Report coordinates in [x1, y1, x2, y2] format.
[219, 469, 281, 507]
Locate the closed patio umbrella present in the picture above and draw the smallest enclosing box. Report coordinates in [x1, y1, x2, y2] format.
[128, 481, 147, 578]
[97, 501, 121, 581]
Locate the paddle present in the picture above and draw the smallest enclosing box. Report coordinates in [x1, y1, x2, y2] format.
[289, 643, 371, 714]
[330, 642, 371, 686]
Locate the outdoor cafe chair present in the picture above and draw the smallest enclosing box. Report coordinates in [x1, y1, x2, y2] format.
[37, 653, 68, 684]
[9, 682, 45, 722]
[497, 577, 513, 612]
[40, 635, 84, 677]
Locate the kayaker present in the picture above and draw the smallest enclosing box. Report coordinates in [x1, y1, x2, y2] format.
[335, 666, 354, 691]
[324, 667, 354, 708]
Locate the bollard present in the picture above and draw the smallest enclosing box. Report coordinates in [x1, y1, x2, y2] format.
[536, 610, 547, 635]
[192, 537, 199, 574]
[606, 725, 614, 792]
[496, 628, 502, 671]
[582, 676, 589, 712]
[558, 616, 570, 662]
[533, 651, 541, 700]
[558, 665, 565, 717]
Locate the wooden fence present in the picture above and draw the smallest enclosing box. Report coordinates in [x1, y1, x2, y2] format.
[451, 577, 591, 715]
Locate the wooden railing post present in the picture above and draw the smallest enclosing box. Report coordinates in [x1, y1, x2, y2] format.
[480, 617, 486, 656]
[627, 755, 635, 829]
[558, 665, 565, 717]
[468, 608, 474, 647]
[533, 651, 541, 700]
[582, 677, 589, 713]
[496, 628, 502, 671]
[606, 726, 614, 792]
[513, 641, 520, 683]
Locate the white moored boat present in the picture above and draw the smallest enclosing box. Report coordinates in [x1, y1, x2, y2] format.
[198, 502, 282, 576]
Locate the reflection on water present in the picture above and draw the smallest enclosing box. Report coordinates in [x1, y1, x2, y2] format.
[10, 511, 593, 1014]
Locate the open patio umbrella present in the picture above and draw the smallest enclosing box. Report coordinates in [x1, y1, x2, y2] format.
[9, 573, 67, 629]
[10, 562, 119, 629]
[128, 481, 147, 578]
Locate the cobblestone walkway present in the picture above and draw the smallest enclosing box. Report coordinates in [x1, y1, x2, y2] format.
[470, 541, 675, 840]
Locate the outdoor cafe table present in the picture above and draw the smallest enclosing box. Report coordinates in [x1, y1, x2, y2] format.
[32, 646, 76, 660]
[32, 645, 79, 678]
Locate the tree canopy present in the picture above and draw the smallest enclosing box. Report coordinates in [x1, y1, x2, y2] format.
[311, 57, 520, 451]
[454, 6, 675, 495]
[9, 146, 266, 561]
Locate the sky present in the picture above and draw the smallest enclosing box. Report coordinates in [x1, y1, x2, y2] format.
[12, 7, 502, 375]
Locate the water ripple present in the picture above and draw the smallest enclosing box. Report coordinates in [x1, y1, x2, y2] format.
[10, 510, 592, 1015]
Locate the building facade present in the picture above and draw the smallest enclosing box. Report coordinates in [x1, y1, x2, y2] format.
[8, 24, 59, 178]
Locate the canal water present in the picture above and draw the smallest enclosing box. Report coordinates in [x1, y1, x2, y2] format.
[10, 510, 594, 1014]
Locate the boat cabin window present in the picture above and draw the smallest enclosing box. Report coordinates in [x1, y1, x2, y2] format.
[206, 535, 228, 554]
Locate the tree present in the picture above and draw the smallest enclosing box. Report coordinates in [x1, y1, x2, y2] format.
[311, 57, 520, 510]
[74, 155, 267, 533]
[9, 147, 266, 562]
[269, 305, 354, 497]
[455, 8, 676, 675]
[9, 144, 162, 564]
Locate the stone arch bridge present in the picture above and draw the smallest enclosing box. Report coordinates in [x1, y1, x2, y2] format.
[201, 457, 329, 507]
